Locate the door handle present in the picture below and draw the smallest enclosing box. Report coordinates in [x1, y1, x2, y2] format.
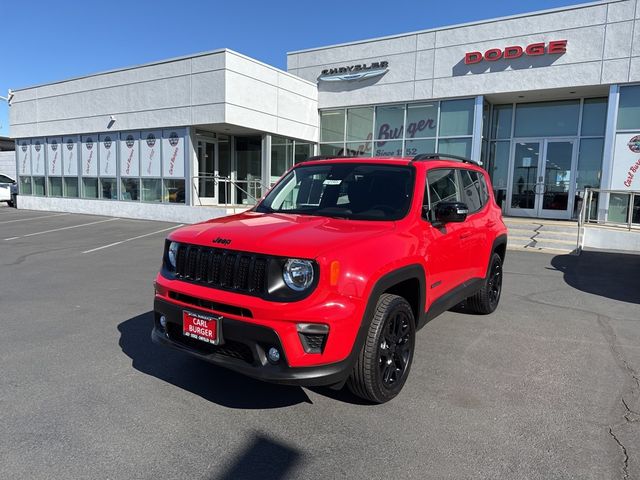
[486, 220, 496, 227]
[460, 232, 472, 239]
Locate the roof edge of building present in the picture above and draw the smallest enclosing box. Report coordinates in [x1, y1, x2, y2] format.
[12, 47, 316, 93]
[286, 0, 613, 55]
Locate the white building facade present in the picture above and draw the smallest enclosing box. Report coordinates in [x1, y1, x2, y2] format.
[9, 0, 640, 223]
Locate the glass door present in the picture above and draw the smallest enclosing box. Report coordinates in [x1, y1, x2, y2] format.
[539, 139, 576, 219]
[508, 141, 542, 217]
[196, 140, 217, 205]
[507, 139, 577, 219]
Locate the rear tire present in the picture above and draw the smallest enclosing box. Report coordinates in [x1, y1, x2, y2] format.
[467, 253, 503, 314]
[347, 294, 415, 403]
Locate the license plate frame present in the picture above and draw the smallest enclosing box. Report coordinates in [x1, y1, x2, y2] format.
[182, 310, 223, 345]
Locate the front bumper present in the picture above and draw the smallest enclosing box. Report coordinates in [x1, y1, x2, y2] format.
[152, 298, 353, 387]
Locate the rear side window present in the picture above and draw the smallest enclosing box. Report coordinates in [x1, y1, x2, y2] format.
[425, 169, 460, 208]
[460, 170, 483, 212]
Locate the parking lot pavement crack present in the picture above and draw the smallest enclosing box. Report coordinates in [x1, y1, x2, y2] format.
[608, 426, 630, 479]
[598, 314, 640, 479]
[622, 398, 640, 423]
[598, 315, 640, 391]
[2, 246, 77, 266]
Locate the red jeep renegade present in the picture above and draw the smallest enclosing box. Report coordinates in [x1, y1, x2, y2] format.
[152, 154, 507, 403]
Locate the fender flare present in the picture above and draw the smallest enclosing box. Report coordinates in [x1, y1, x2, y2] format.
[333, 264, 426, 387]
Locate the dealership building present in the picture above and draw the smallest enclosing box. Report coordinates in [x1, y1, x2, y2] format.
[8, 0, 640, 223]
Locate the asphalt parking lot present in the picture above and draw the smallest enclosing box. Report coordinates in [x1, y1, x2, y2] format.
[1, 205, 639, 480]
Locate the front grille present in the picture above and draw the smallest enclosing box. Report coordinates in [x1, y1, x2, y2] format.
[166, 323, 254, 364]
[175, 244, 270, 295]
[169, 291, 253, 318]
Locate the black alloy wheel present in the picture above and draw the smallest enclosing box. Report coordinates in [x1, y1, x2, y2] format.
[378, 309, 413, 389]
[347, 294, 416, 403]
[467, 252, 503, 314]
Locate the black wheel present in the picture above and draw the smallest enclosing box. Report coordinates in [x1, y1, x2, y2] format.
[467, 253, 503, 314]
[347, 294, 415, 403]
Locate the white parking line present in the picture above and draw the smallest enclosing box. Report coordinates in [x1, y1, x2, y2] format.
[82, 224, 184, 254]
[4, 218, 119, 240]
[0, 213, 71, 225]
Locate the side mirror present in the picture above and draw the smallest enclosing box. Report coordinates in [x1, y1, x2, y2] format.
[432, 201, 469, 224]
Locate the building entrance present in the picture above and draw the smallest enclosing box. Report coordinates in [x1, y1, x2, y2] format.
[507, 138, 577, 220]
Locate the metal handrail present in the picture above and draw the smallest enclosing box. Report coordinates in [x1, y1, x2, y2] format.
[191, 175, 264, 207]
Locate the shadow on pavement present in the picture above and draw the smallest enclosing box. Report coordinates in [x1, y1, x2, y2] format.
[118, 312, 312, 409]
[550, 250, 640, 305]
[213, 433, 303, 480]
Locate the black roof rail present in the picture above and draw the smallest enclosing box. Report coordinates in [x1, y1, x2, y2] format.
[411, 152, 481, 166]
[298, 155, 355, 163]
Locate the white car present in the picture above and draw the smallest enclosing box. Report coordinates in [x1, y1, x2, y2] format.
[0, 174, 16, 207]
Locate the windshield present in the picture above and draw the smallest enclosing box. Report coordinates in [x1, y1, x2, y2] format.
[256, 163, 414, 220]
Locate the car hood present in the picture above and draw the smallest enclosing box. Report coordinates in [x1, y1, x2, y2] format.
[169, 211, 395, 258]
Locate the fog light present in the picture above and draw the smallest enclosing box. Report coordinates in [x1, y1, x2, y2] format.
[159, 315, 167, 329]
[267, 347, 280, 364]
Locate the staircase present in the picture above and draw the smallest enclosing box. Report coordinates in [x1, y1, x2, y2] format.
[504, 217, 579, 254]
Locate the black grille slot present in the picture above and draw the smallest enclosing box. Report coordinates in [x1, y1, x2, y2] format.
[252, 258, 267, 293]
[299, 333, 327, 354]
[174, 244, 270, 296]
[169, 291, 253, 318]
[236, 256, 251, 290]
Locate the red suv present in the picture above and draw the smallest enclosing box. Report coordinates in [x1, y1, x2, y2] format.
[152, 154, 507, 403]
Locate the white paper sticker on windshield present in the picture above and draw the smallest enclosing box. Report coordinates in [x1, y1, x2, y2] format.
[323, 179, 342, 185]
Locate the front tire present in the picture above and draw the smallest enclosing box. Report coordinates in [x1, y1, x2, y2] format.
[467, 253, 503, 314]
[347, 294, 415, 403]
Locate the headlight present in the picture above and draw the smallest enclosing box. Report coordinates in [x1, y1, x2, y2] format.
[167, 241, 179, 270]
[283, 259, 314, 291]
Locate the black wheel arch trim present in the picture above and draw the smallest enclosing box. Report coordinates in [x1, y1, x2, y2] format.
[492, 234, 508, 261]
[332, 264, 426, 388]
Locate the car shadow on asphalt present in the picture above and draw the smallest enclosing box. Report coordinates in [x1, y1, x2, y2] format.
[118, 312, 314, 409]
[212, 432, 303, 480]
[550, 250, 640, 304]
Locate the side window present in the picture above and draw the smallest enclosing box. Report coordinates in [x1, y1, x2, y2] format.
[477, 173, 490, 205]
[425, 169, 460, 208]
[460, 169, 482, 212]
[460, 169, 490, 213]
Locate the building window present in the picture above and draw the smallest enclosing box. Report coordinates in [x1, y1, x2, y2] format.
[271, 136, 293, 181]
[64, 178, 79, 198]
[617, 85, 640, 130]
[346, 107, 373, 142]
[514, 100, 580, 137]
[48, 177, 63, 197]
[164, 179, 185, 203]
[32, 177, 46, 196]
[439, 99, 475, 137]
[121, 178, 139, 201]
[141, 178, 162, 202]
[581, 98, 607, 136]
[236, 136, 262, 205]
[20, 177, 32, 195]
[490, 105, 512, 139]
[101, 178, 117, 200]
[82, 178, 99, 198]
[294, 142, 312, 164]
[319, 99, 475, 160]
[320, 110, 345, 143]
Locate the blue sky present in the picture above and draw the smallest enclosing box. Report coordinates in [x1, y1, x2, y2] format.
[0, 0, 586, 137]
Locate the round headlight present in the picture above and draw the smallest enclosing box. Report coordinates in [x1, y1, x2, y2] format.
[283, 259, 314, 292]
[167, 241, 179, 269]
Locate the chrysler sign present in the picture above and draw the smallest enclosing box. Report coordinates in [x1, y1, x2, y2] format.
[465, 40, 567, 64]
[318, 61, 389, 82]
